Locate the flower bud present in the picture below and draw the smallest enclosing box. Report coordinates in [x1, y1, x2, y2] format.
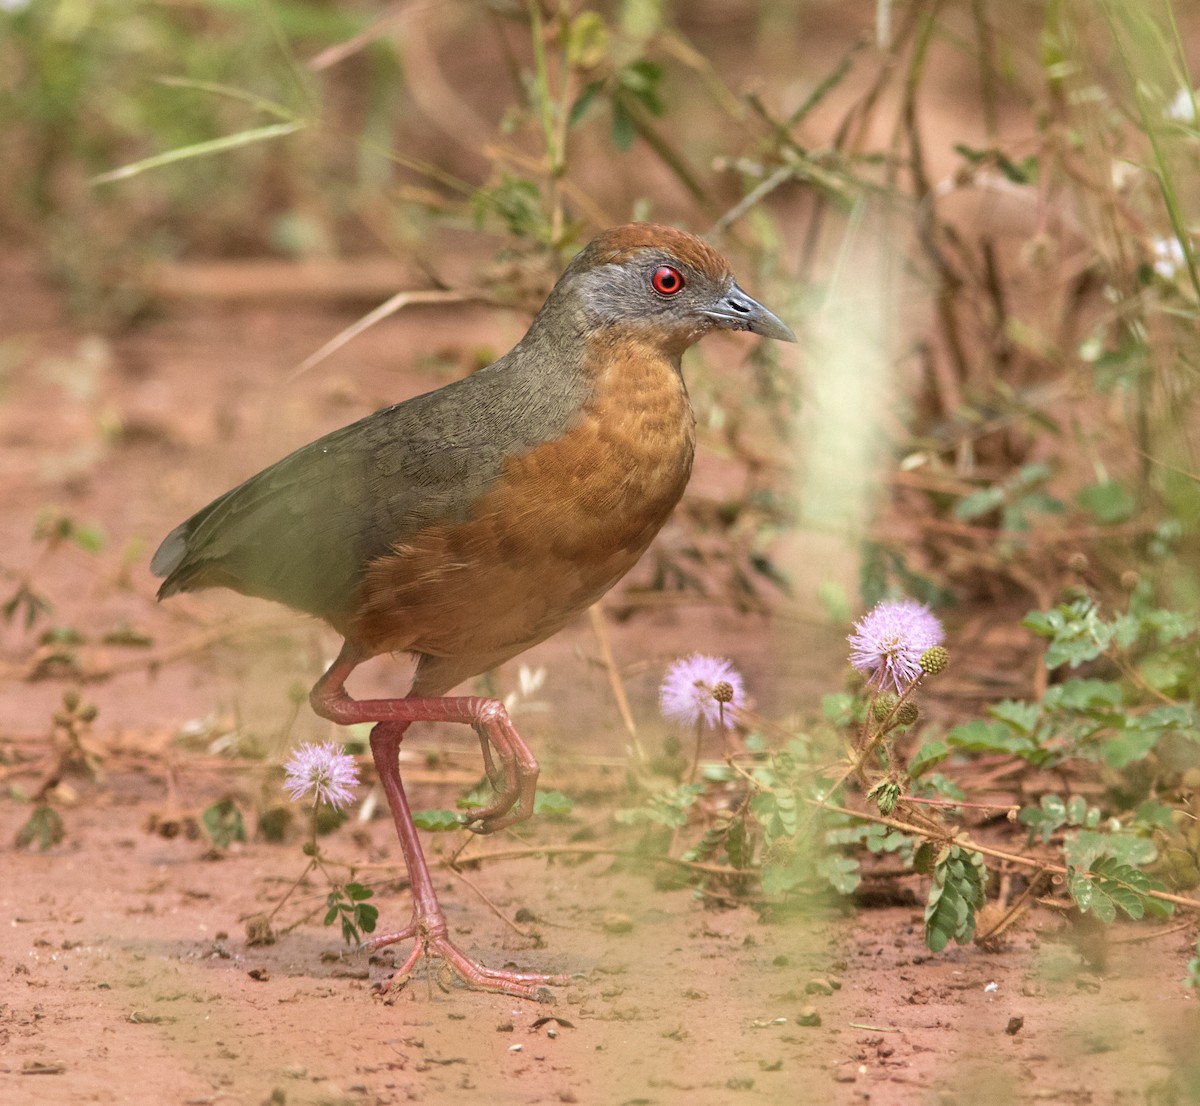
[920, 646, 949, 675]
[712, 680, 735, 704]
[872, 693, 898, 721]
[867, 779, 901, 816]
[895, 701, 919, 726]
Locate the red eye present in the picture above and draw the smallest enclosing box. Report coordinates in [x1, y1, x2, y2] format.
[651, 265, 685, 295]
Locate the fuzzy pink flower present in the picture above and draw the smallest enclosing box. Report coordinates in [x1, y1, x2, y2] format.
[283, 742, 360, 811]
[659, 654, 745, 729]
[849, 599, 944, 692]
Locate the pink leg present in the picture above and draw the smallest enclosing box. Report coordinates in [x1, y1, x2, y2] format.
[310, 646, 566, 999]
[312, 649, 538, 833]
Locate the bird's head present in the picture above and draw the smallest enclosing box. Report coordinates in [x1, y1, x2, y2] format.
[545, 223, 796, 356]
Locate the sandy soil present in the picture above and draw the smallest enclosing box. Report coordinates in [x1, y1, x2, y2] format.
[1, 256, 1197, 1106]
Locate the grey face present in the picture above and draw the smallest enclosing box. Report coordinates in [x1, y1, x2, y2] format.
[572, 251, 796, 344]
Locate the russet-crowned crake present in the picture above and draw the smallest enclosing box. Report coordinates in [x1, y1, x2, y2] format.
[152, 223, 795, 998]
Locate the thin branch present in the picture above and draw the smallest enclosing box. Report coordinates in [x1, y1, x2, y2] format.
[813, 797, 1200, 913]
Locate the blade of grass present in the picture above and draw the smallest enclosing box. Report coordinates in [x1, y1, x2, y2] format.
[154, 76, 298, 120]
[91, 121, 307, 185]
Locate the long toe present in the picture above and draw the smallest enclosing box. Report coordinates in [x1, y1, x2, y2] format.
[377, 931, 568, 1000]
[360, 923, 418, 953]
[430, 934, 569, 1000]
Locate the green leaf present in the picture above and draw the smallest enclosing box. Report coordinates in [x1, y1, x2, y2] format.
[947, 719, 1052, 765]
[1145, 608, 1200, 643]
[908, 739, 951, 778]
[1019, 792, 1068, 841]
[954, 143, 992, 166]
[761, 846, 809, 895]
[873, 828, 915, 856]
[1008, 491, 1065, 522]
[15, 803, 65, 851]
[725, 817, 750, 870]
[344, 882, 374, 902]
[1102, 728, 1165, 770]
[822, 691, 858, 727]
[1065, 795, 1090, 826]
[619, 59, 666, 114]
[568, 80, 604, 128]
[924, 845, 987, 952]
[954, 486, 1006, 520]
[1069, 869, 1114, 923]
[610, 96, 635, 150]
[72, 525, 106, 554]
[816, 854, 861, 895]
[1102, 704, 1199, 769]
[1140, 704, 1196, 730]
[1132, 801, 1176, 830]
[474, 173, 545, 239]
[2, 582, 54, 630]
[533, 791, 574, 817]
[1066, 829, 1157, 870]
[1068, 856, 1173, 923]
[997, 151, 1037, 184]
[616, 783, 701, 828]
[1076, 481, 1136, 524]
[989, 700, 1040, 734]
[1023, 601, 1113, 669]
[1042, 679, 1123, 712]
[202, 798, 246, 849]
[774, 789, 800, 837]
[412, 808, 464, 831]
[40, 625, 85, 646]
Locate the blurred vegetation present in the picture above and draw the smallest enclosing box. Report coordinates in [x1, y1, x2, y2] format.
[4, 0, 1200, 951]
[4, 1, 1197, 599]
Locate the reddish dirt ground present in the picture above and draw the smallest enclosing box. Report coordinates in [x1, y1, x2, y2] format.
[1, 256, 1197, 1105]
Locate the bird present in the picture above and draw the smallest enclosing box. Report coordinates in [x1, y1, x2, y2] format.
[151, 223, 795, 999]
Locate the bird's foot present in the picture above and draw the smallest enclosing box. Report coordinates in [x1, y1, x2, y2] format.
[363, 925, 567, 1001]
[461, 699, 538, 833]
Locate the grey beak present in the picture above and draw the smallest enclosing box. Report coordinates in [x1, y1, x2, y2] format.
[706, 282, 797, 342]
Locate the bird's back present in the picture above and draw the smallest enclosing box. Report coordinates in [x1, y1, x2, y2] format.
[151, 335, 596, 635]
